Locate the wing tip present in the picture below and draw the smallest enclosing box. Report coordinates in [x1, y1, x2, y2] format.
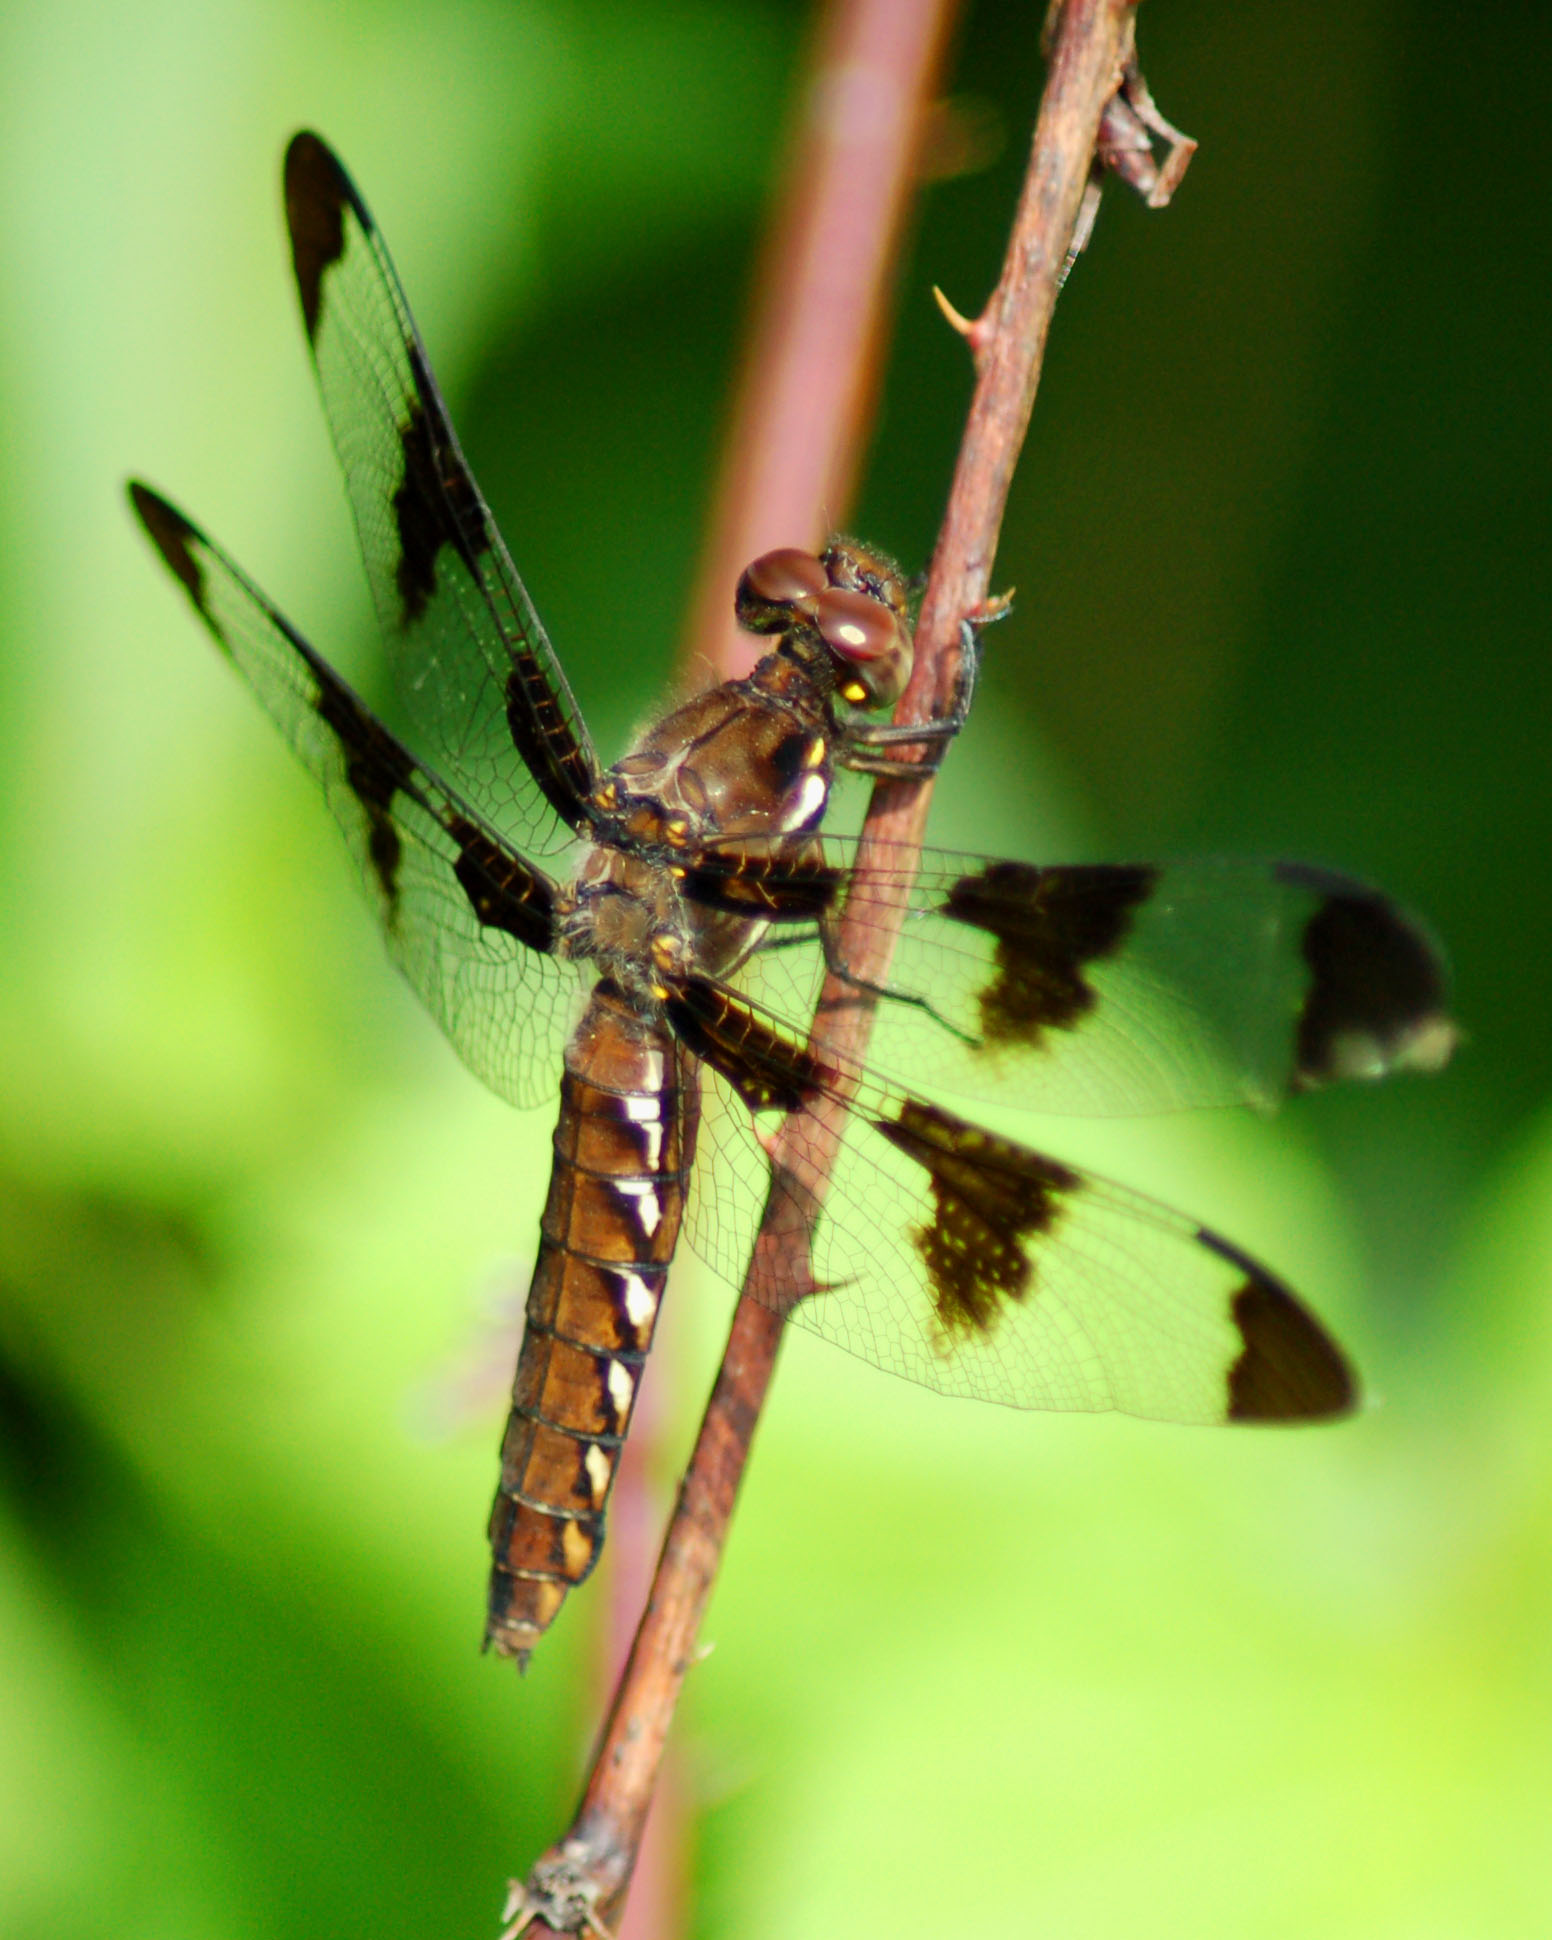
[283, 129, 370, 342]
[127, 478, 209, 614]
[1225, 1271, 1358, 1423]
[1193, 1225, 1357, 1422]
[1277, 863, 1457, 1091]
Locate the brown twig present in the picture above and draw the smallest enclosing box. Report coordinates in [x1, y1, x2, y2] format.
[508, 2, 1168, 1932]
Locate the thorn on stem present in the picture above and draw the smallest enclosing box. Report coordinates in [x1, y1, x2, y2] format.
[968, 587, 1015, 628]
[932, 284, 991, 358]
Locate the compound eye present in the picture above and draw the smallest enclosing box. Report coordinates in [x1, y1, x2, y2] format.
[815, 587, 897, 660]
[740, 547, 828, 605]
[815, 588, 912, 706]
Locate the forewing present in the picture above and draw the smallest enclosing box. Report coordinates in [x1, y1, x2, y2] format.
[676, 977, 1354, 1424]
[283, 130, 598, 855]
[693, 840, 1454, 1117]
[131, 483, 582, 1110]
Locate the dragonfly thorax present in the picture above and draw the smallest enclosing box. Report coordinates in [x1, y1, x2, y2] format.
[558, 846, 692, 1007]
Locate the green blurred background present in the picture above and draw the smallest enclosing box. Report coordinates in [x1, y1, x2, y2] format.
[2, 2, 1549, 1935]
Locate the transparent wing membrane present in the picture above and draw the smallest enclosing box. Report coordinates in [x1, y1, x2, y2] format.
[130, 483, 580, 1111]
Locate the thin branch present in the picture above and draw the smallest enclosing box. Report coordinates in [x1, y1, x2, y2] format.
[507, 2, 1171, 1933]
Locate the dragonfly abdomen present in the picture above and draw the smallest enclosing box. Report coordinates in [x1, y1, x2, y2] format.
[485, 985, 695, 1666]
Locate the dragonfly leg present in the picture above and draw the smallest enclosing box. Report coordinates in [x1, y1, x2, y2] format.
[840, 596, 1009, 779]
[748, 917, 977, 1047]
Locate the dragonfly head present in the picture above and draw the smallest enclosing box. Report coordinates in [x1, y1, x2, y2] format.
[735, 540, 914, 710]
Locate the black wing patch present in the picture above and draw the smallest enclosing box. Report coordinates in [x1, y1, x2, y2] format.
[282, 130, 600, 852]
[284, 124, 355, 340]
[129, 482, 577, 1109]
[392, 368, 491, 629]
[679, 845, 843, 922]
[876, 1101, 1079, 1341]
[939, 861, 1156, 1046]
[1215, 1250, 1356, 1421]
[1275, 862, 1456, 1088]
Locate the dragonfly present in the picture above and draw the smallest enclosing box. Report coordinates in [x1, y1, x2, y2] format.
[130, 132, 1455, 1668]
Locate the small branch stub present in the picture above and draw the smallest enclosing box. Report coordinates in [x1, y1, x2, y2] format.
[1058, 7, 1197, 277]
[1098, 42, 1197, 207]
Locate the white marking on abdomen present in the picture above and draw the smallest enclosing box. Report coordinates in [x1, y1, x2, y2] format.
[583, 1443, 613, 1505]
[617, 1270, 658, 1332]
[614, 1180, 663, 1236]
[606, 1359, 636, 1421]
[621, 1093, 665, 1169]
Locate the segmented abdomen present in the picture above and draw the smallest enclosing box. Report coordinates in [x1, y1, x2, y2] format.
[485, 985, 695, 1666]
